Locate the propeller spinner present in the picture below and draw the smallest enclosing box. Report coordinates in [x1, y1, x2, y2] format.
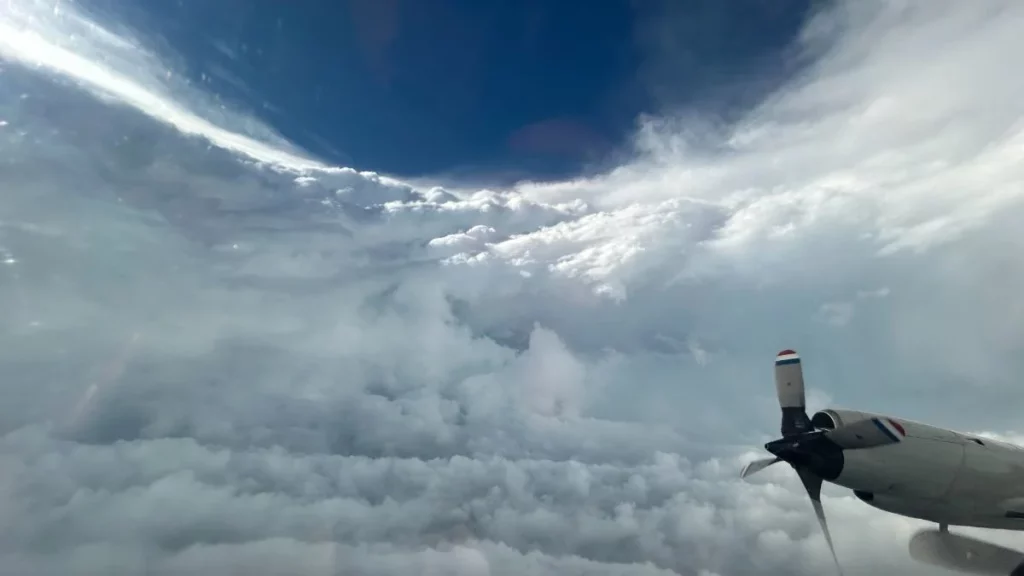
[741, 349, 902, 575]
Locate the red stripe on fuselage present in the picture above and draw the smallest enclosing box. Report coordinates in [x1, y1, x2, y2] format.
[887, 419, 906, 437]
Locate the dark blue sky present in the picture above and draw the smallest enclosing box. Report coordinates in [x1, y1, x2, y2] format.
[82, 0, 817, 182]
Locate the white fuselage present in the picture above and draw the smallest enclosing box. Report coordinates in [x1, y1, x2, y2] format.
[815, 409, 1024, 530]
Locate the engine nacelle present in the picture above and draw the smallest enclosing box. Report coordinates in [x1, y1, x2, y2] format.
[810, 408, 965, 499]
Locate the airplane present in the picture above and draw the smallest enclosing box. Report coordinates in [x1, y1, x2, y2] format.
[742, 349, 1024, 574]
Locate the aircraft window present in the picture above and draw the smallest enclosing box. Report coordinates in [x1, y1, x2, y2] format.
[969, 438, 985, 446]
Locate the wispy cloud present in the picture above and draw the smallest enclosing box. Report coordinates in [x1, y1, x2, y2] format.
[0, 0, 323, 171]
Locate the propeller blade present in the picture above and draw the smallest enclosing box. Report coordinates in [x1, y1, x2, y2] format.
[775, 350, 812, 436]
[796, 467, 844, 576]
[809, 498, 844, 576]
[825, 417, 904, 450]
[740, 457, 781, 479]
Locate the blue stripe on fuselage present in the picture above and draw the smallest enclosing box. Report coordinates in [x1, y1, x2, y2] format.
[775, 358, 801, 366]
[871, 418, 901, 443]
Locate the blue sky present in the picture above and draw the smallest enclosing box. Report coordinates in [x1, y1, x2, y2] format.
[81, 0, 815, 181]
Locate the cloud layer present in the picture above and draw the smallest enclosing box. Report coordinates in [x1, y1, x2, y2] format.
[3, 0, 1024, 575]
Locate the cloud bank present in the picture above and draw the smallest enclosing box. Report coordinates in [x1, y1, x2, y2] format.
[2, 1, 1024, 575]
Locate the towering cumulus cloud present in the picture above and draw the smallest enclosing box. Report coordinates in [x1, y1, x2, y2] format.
[2, 1, 1024, 575]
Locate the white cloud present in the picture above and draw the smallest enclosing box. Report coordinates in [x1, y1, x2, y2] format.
[3, 0, 1024, 575]
[0, 0, 326, 171]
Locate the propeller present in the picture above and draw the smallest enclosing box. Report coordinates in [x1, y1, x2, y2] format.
[740, 349, 900, 575]
[740, 456, 780, 479]
[797, 467, 843, 576]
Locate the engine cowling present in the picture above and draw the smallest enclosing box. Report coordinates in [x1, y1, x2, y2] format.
[810, 408, 879, 431]
[811, 408, 965, 500]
